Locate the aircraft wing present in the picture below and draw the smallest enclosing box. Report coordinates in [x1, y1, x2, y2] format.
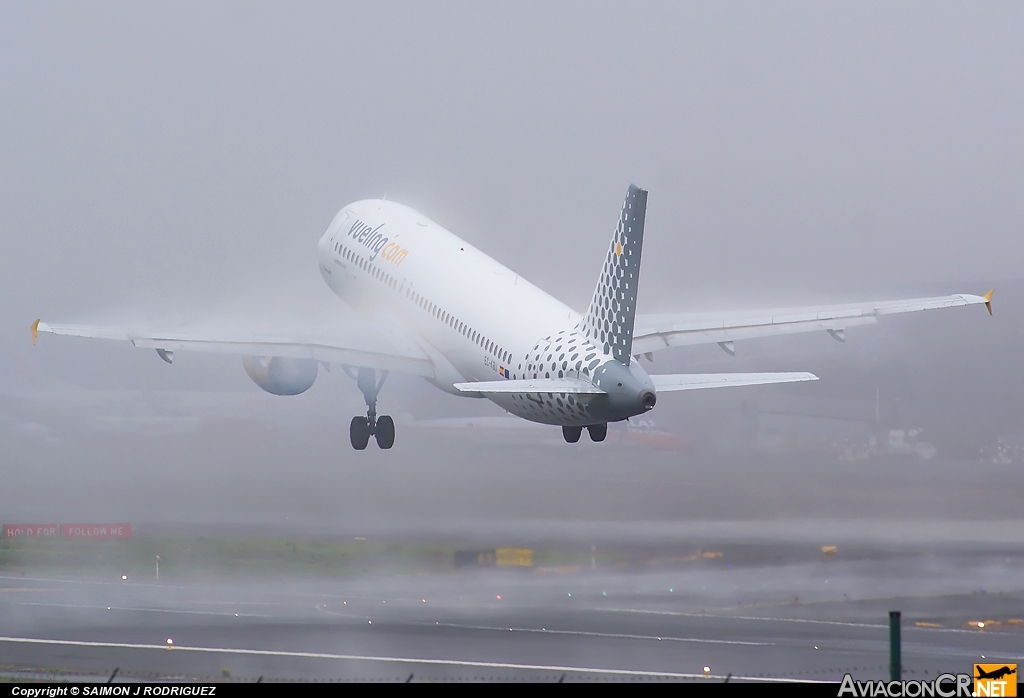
[32, 321, 435, 377]
[650, 372, 818, 392]
[632, 291, 992, 356]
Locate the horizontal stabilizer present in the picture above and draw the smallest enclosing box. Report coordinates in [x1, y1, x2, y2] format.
[453, 378, 606, 394]
[650, 372, 818, 392]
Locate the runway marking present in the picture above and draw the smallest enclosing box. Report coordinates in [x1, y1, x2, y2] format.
[0, 588, 59, 593]
[0, 636, 823, 682]
[604, 608, 999, 635]
[18, 602, 273, 619]
[606, 608, 887, 629]
[426, 622, 773, 646]
[0, 575, 427, 606]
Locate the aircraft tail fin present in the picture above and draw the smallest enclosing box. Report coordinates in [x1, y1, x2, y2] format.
[579, 184, 647, 365]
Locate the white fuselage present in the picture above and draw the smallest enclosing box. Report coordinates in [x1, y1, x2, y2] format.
[317, 199, 640, 426]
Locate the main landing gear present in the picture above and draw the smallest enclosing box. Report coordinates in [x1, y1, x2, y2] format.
[344, 367, 395, 450]
[562, 424, 607, 443]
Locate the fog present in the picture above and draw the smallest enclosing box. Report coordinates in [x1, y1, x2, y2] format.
[1, 2, 1023, 681]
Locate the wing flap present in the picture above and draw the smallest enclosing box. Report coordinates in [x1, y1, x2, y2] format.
[633, 292, 990, 355]
[651, 372, 818, 392]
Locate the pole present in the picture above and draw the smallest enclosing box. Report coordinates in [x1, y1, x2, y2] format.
[889, 610, 901, 680]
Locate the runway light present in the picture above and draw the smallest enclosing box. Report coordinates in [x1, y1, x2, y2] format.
[422, 599, 426, 603]
[567, 593, 572, 597]
[368, 620, 372, 624]
[343, 601, 347, 605]
[814, 646, 818, 650]
[977, 622, 985, 628]
[166, 638, 173, 649]
[496, 595, 501, 600]
[234, 614, 238, 617]
[703, 666, 711, 676]
[107, 607, 110, 610]
[121, 575, 127, 581]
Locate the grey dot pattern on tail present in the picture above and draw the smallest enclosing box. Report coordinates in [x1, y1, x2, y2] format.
[578, 185, 646, 365]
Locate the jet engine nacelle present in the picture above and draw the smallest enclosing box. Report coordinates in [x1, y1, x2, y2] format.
[242, 356, 318, 396]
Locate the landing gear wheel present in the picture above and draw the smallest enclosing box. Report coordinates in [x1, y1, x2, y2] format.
[562, 426, 582, 443]
[587, 423, 607, 442]
[375, 415, 395, 449]
[344, 367, 392, 451]
[350, 416, 370, 450]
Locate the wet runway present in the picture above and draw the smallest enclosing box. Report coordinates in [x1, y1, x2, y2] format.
[3, 534, 1024, 682]
[5, 416, 1024, 682]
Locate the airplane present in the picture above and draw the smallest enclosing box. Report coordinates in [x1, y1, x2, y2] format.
[975, 666, 1016, 681]
[32, 185, 993, 450]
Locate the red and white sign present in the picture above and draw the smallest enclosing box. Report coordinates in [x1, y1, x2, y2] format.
[60, 523, 132, 539]
[3, 524, 59, 538]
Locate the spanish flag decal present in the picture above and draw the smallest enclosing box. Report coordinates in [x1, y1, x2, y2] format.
[499, 366, 509, 378]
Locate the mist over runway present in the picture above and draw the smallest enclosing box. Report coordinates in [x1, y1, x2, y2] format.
[3, 530, 1024, 682]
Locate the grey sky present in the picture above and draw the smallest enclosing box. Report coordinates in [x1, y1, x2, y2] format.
[3, 1, 1021, 337]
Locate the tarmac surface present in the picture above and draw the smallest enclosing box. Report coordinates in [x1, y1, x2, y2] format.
[5, 410, 1024, 683]
[3, 534, 1024, 683]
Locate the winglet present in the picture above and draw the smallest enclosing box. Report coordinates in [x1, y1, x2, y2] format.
[984, 289, 994, 316]
[31, 318, 40, 345]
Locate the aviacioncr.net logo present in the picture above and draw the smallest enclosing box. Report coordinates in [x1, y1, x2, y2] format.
[838, 674, 973, 697]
